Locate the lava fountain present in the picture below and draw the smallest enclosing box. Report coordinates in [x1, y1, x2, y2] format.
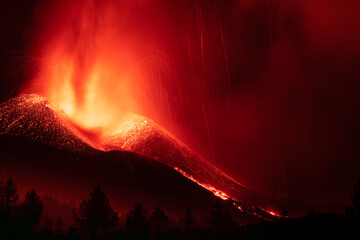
[24, 0, 231, 154]
[23, 0, 242, 198]
[25, 0, 173, 143]
[22, 0, 242, 188]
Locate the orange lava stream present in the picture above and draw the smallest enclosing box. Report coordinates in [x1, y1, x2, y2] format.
[174, 167, 229, 200]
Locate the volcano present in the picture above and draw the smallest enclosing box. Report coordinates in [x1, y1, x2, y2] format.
[104, 115, 267, 205]
[0, 94, 285, 222]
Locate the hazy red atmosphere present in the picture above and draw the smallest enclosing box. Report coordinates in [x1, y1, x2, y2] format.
[1, 0, 360, 211]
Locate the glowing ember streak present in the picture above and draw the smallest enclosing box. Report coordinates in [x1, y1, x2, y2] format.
[268, 211, 278, 216]
[174, 167, 229, 200]
[260, 208, 281, 218]
[233, 202, 243, 212]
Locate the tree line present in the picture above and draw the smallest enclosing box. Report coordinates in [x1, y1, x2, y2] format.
[0, 178, 240, 240]
[1, 177, 360, 240]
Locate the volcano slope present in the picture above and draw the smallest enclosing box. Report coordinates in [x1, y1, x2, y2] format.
[105, 115, 268, 205]
[0, 94, 283, 222]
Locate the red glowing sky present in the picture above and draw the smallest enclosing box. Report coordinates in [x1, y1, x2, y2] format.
[1, 0, 360, 209]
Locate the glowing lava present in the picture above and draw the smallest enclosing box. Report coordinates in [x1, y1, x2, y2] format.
[26, 0, 160, 142]
[174, 167, 229, 200]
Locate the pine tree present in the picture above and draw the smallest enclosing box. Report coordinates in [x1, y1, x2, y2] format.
[126, 203, 149, 239]
[2, 177, 19, 209]
[0, 183, 4, 207]
[280, 206, 289, 219]
[307, 205, 316, 216]
[43, 217, 53, 233]
[0, 178, 19, 237]
[54, 217, 64, 235]
[210, 198, 223, 231]
[20, 189, 43, 227]
[182, 205, 195, 230]
[345, 178, 360, 222]
[149, 207, 169, 233]
[18, 189, 43, 232]
[74, 185, 118, 239]
[222, 211, 237, 233]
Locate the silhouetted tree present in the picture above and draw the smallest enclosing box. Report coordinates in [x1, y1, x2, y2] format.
[345, 178, 360, 222]
[18, 189, 43, 232]
[280, 206, 289, 219]
[0, 178, 19, 238]
[44, 217, 53, 229]
[42, 194, 75, 227]
[149, 207, 169, 234]
[0, 177, 19, 209]
[307, 205, 316, 216]
[209, 199, 238, 234]
[42, 217, 53, 235]
[126, 203, 149, 239]
[222, 211, 238, 233]
[54, 216, 64, 235]
[0, 182, 4, 209]
[210, 198, 223, 231]
[182, 205, 195, 230]
[74, 185, 118, 240]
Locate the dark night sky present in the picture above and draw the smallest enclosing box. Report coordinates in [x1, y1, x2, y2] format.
[1, 0, 360, 210]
